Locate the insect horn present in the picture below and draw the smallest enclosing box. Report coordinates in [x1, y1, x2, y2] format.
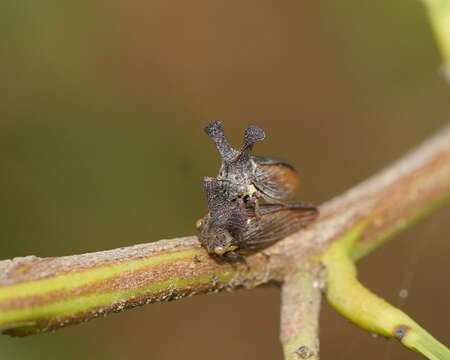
[204, 121, 237, 162]
[236, 125, 266, 162]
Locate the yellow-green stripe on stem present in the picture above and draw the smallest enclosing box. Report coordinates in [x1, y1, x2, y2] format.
[322, 225, 450, 360]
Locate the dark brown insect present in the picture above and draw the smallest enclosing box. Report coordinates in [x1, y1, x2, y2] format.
[204, 121, 301, 214]
[197, 177, 317, 260]
[198, 122, 318, 261]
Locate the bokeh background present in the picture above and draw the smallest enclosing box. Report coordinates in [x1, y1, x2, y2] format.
[1, 1, 449, 359]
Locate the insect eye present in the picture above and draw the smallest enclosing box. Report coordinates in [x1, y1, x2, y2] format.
[195, 218, 203, 230]
[243, 195, 251, 203]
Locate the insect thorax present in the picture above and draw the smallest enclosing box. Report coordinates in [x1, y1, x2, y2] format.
[217, 161, 258, 200]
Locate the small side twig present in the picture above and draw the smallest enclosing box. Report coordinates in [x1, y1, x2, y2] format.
[280, 266, 322, 360]
[322, 224, 450, 360]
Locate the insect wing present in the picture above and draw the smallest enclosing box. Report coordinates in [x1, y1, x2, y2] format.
[241, 203, 318, 251]
[252, 156, 301, 201]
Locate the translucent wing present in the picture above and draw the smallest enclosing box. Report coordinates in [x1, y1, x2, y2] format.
[240, 203, 318, 252]
[252, 156, 301, 201]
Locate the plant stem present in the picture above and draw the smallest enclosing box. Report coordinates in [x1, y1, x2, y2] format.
[280, 267, 321, 360]
[0, 125, 449, 336]
[321, 225, 450, 359]
[422, 0, 450, 78]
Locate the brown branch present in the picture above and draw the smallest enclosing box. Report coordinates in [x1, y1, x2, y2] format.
[0, 125, 449, 336]
[280, 266, 322, 360]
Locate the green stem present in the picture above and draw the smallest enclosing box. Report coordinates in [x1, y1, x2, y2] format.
[0, 246, 245, 336]
[422, 0, 450, 70]
[321, 224, 450, 360]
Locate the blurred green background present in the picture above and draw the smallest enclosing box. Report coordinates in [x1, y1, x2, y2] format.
[0, 1, 449, 359]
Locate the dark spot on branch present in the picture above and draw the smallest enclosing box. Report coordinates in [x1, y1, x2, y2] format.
[393, 325, 410, 340]
[210, 274, 219, 286]
[294, 345, 314, 359]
